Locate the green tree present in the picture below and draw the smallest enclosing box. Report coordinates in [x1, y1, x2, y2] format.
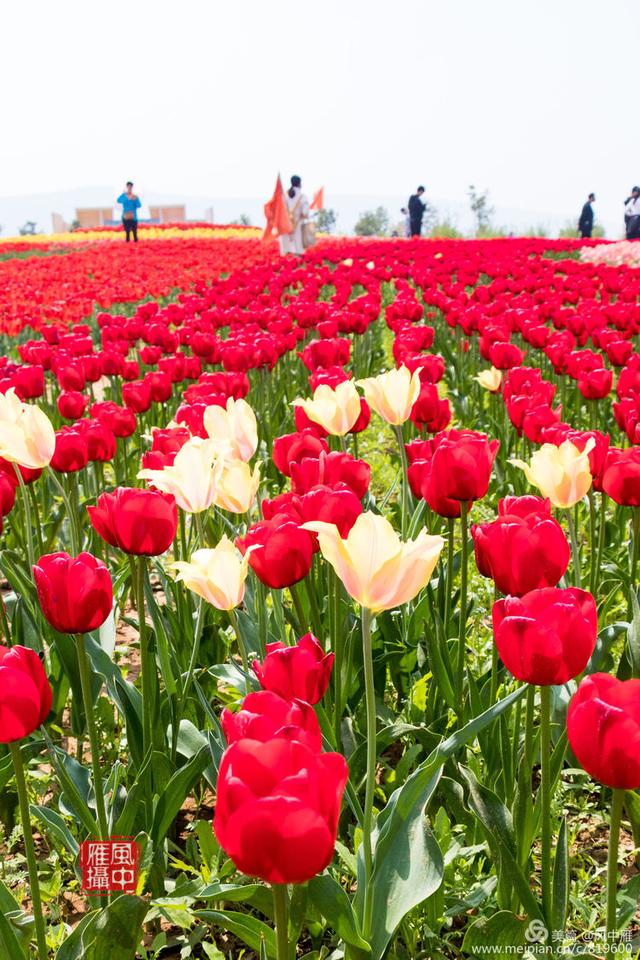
[429, 218, 463, 239]
[315, 208, 337, 234]
[19, 220, 38, 236]
[468, 185, 494, 235]
[559, 219, 605, 239]
[354, 206, 389, 237]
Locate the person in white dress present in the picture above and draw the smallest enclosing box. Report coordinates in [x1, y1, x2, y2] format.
[279, 175, 310, 255]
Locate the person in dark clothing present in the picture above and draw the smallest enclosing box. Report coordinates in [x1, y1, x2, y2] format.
[408, 186, 426, 237]
[624, 187, 640, 239]
[578, 193, 595, 238]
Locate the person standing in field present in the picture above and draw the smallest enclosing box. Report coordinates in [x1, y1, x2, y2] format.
[117, 181, 142, 242]
[279, 175, 310, 255]
[578, 193, 595, 238]
[624, 186, 640, 240]
[408, 185, 427, 237]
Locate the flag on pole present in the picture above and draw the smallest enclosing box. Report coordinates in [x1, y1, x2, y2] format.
[310, 187, 325, 211]
[262, 174, 292, 241]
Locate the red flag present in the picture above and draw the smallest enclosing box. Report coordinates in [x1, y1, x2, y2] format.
[310, 187, 324, 211]
[262, 175, 292, 241]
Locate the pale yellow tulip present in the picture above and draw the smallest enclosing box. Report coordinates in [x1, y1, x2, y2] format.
[475, 367, 502, 393]
[138, 436, 222, 513]
[302, 511, 444, 613]
[0, 388, 55, 469]
[214, 460, 261, 514]
[511, 439, 594, 508]
[173, 536, 255, 610]
[356, 365, 422, 426]
[203, 397, 258, 462]
[293, 380, 361, 436]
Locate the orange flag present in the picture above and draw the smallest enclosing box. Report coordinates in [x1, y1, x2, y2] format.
[262, 175, 292, 241]
[310, 187, 324, 211]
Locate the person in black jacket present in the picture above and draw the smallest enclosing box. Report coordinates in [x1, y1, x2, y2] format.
[578, 193, 595, 238]
[408, 186, 427, 237]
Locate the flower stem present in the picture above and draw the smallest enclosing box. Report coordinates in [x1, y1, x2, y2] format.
[75, 633, 110, 841]
[289, 581, 308, 635]
[631, 508, 640, 604]
[539, 684, 553, 927]
[394, 425, 410, 538]
[272, 883, 291, 960]
[228, 606, 250, 681]
[14, 464, 35, 571]
[361, 605, 376, 939]
[136, 557, 153, 757]
[9, 741, 49, 960]
[606, 787, 624, 936]
[444, 518, 455, 636]
[567, 507, 581, 590]
[456, 501, 469, 703]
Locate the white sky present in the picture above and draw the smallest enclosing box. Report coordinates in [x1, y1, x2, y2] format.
[1, 0, 638, 235]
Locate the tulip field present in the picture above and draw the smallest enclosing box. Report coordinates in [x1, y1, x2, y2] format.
[1, 227, 640, 960]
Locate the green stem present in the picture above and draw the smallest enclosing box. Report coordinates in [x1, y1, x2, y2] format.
[289, 582, 307, 636]
[594, 491, 607, 596]
[606, 788, 624, 936]
[444, 518, 455, 636]
[76, 633, 109, 840]
[272, 883, 291, 960]
[177, 597, 207, 716]
[588, 491, 597, 596]
[631, 508, 640, 604]
[456, 502, 469, 703]
[48, 469, 79, 555]
[361, 606, 376, 939]
[9, 742, 49, 960]
[228, 606, 250, 681]
[330, 568, 343, 745]
[567, 507, 581, 590]
[136, 557, 153, 757]
[394, 425, 410, 538]
[14, 465, 35, 570]
[539, 685, 553, 927]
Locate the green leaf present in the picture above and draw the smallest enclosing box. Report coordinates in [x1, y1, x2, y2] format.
[194, 910, 276, 959]
[461, 767, 543, 922]
[92, 894, 148, 960]
[617, 874, 640, 930]
[43, 732, 99, 837]
[150, 745, 209, 845]
[364, 766, 444, 960]
[307, 874, 370, 953]
[198, 882, 259, 903]
[0, 906, 27, 960]
[627, 591, 640, 677]
[463, 910, 541, 959]
[552, 817, 569, 936]
[30, 804, 79, 858]
[55, 894, 147, 960]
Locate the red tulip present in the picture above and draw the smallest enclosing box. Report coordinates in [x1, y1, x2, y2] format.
[0, 645, 52, 742]
[88, 487, 178, 556]
[213, 738, 348, 883]
[492, 587, 597, 685]
[472, 496, 570, 596]
[33, 552, 113, 634]
[50, 427, 89, 473]
[602, 448, 640, 506]
[57, 390, 89, 421]
[221, 690, 322, 752]
[253, 633, 334, 704]
[236, 518, 314, 589]
[290, 451, 371, 499]
[272, 430, 329, 477]
[567, 673, 640, 789]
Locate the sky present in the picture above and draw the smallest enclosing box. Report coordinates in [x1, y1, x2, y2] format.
[1, 0, 638, 237]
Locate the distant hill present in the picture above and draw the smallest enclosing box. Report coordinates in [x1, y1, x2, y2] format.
[0, 185, 622, 240]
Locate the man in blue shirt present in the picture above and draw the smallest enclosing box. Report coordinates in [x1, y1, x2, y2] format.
[117, 181, 142, 242]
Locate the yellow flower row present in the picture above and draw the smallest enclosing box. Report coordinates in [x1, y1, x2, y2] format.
[0, 225, 262, 245]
